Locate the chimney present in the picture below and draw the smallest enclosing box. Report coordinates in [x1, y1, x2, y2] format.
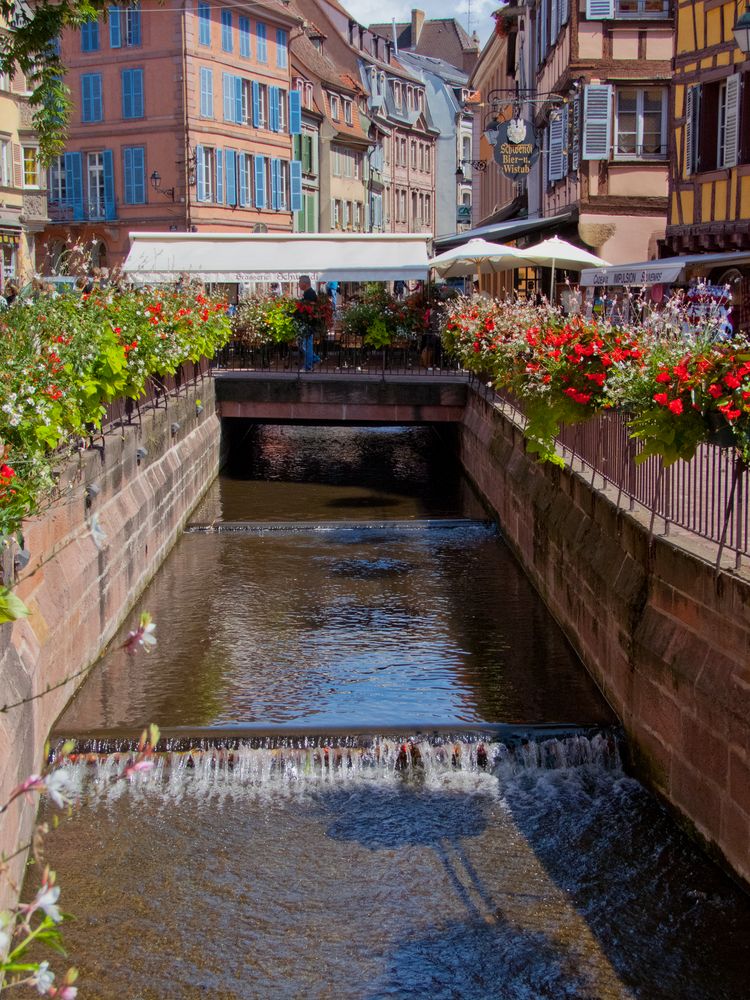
[411, 9, 425, 46]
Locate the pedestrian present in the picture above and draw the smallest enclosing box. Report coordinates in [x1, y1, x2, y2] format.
[297, 274, 321, 371]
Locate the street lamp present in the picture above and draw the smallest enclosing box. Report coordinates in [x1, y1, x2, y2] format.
[150, 170, 175, 201]
[735, 2, 750, 52]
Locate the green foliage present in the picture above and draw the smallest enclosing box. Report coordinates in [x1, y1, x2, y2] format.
[0, 584, 30, 624]
[0, 286, 231, 541]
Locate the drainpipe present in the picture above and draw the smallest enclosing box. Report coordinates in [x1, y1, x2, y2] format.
[181, 1, 192, 232]
[392, 18, 399, 57]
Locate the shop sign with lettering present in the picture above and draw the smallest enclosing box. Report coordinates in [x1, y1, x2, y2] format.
[493, 119, 539, 180]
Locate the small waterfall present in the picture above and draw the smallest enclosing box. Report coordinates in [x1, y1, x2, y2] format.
[52, 732, 622, 806]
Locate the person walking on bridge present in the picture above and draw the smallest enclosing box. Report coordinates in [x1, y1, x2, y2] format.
[297, 275, 321, 372]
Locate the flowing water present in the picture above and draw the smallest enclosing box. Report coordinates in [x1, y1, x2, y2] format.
[41, 426, 750, 999]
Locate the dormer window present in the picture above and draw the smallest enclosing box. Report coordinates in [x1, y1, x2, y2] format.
[393, 81, 402, 108]
[330, 93, 340, 120]
[344, 99, 353, 125]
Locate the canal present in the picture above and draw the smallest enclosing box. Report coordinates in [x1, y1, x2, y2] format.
[45, 425, 750, 999]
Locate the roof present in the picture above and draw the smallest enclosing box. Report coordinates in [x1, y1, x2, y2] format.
[123, 233, 432, 283]
[579, 251, 750, 288]
[369, 18, 478, 68]
[433, 212, 577, 251]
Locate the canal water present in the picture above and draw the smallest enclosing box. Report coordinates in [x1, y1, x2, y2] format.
[45, 426, 750, 999]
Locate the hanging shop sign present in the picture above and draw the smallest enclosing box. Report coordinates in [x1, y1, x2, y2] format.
[493, 118, 539, 180]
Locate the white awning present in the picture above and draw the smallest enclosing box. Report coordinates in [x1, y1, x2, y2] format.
[579, 251, 750, 288]
[122, 232, 432, 283]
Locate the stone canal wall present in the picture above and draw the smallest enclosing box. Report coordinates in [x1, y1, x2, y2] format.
[0, 379, 222, 908]
[459, 388, 750, 885]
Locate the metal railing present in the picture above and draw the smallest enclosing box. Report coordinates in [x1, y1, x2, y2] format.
[211, 336, 464, 377]
[472, 377, 748, 569]
[100, 357, 210, 433]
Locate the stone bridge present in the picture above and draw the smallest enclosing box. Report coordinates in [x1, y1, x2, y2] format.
[214, 372, 468, 424]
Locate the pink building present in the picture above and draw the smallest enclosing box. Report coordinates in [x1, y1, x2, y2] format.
[40, 0, 302, 271]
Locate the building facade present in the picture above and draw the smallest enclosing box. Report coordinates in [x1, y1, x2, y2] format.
[41, 1, 303, 271]
[0, 26, 47, 285]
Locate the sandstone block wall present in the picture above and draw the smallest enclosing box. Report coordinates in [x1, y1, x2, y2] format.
[0, 379, 222, 908]
[460, 390, 750, 885]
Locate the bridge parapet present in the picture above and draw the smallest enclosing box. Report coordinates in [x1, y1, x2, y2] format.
[215, 372, 468, 424]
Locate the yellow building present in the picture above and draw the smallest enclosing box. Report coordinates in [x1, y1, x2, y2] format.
[667, 0, 750, 262]
[0, 38, 46, 286]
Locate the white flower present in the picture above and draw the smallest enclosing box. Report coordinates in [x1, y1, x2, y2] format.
[0, 910, 11, 953]
[31, 883, 62, 923]
[34, 961, 55, 995]
[44, 769, 75, 809]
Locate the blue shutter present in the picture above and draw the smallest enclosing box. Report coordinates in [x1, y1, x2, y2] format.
[121, 69, 132, 118]
[234, 75, 242, 124]
[200, 67, 213, 117]
[81, 21, 99, 52]
[254, 154, 265, 207]
[133, 70, 143, 116]
[289, 90, 301, 135]
[256, 22, 267, 62]
[276, 28, 287, 68]
[225, 149, 237, 206]
[196, 144, 206, 201]
[270, 157, 279, 209]
[215, 148, 224, 203]
[93, 74, 102, 120]
[252, 80, 261, 127]
[221, 9, 232, 51]
[127, 8, 141, 46]
[64, 152, 84, 220]
[102, 149, 116, 219]
[238, 152, 248, 205]
[582, 84, 612, 160]
[198, 2, 210, 45]
[123, 146, 133, 201]
[223, 73, 232, 121]
[109, 7, 122, 47]
[131, 146, 145, 202]
[269, 86, 279, 132]
[82, 75, 91, 121]
[290, 159, 302, 212]
[239, 16, 251, 57]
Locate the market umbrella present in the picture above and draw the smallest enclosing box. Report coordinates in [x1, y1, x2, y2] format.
[519, 236, 610, 297]
[430, 238, 534, 280]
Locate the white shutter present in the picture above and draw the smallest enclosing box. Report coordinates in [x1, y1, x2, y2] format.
[722, 73, 741, 169]
[582, 84, 612, 160]
[685, 84, 700, 176]
[548, 112, 564, 182]
[586, 0, 614, 18]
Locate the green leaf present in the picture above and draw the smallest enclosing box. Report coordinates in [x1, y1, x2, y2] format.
[0, 586, 30, 624]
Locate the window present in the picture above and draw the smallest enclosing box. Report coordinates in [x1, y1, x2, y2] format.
[87, 151, 106, 218]
[276, 28, 288, 68]
[343, 99, 353, 125]
[614, 87, 666, 159]
[48, 154, 66, 201]
[400, 189, 406, 223]
[223, 73, 242, 123]
[419, 144, 425, 171]
[198, 2, 210, 46]
[353, 201, 361, 230]
[614, 0, 669, 16]
[123, 145, 145, 203]
[0, 140, 10, 187]
[239, 152, 253, 206]
[121, 68, 144, 119]
[411, 190, 417, 225]
[81, 21, 99, 52]
[425, 193, 431, 225]
[256, 82, 268, 127]
[410, 141, 417, 169]
[23, 147, 39, 187]
[256, 22, 267, 62]
[81, 73, 103, 122]
[239, 16, 251, 57]
[221, 10, 232, 52]
[197, 145, 214, 201]
[330, 94, 340, 120]
[200, 67, 213, 118]
[332, 198, 341, 228]
[111, 7, 142, 47]
[393, 82, 402, 108]
[278, 88, 287, 131]
[716, 76, 741, 169]
[332, 146, 341, 176]
[401, 137, 407, 165]
[425, 145, 431, 172]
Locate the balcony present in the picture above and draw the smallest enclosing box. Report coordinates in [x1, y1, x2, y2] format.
[614, 0, 670, 17]
[47, 198, 118, 223]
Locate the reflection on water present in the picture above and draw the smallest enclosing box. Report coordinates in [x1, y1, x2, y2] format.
[40, 755, 750, 1000]
[55, 525, 613, 733]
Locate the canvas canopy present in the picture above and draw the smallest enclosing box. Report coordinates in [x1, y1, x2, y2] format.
[579, 251, 750, 288]
[122, 232, 432, 284]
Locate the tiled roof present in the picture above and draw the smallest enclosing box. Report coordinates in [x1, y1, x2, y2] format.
[369, 18, 478, 68]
